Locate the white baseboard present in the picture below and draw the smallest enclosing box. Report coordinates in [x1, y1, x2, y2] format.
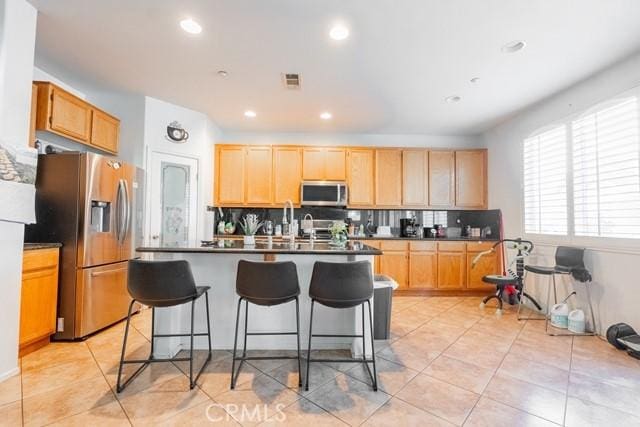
[0, 367, 20, 383]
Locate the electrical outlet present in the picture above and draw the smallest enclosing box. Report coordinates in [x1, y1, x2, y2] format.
[57, 317, 64, 332]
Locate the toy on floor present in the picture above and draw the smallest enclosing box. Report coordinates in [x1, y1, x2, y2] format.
[471, 238, 542, 316]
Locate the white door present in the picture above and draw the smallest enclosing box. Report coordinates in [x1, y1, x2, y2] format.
[148, 151, 198, 246]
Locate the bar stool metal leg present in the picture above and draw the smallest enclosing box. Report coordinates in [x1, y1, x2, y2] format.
[295, 297, 302, 387]
[117, 299, 148, 393]
[366, 300, 378, 391]
[585, 282, 597, 334]
[205, 292, 213, 358]
[189, 300, 195, 389]
[545, 274, 554, 334]
[305, 300, 315, 391]
[230, 297, 244, 389]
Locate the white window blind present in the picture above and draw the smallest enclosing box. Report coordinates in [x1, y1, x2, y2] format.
[572, 97, 640, 238]
[523, 125, 568, 235]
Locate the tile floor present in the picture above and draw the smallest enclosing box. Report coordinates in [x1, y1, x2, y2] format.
[1, 296, 639, 426]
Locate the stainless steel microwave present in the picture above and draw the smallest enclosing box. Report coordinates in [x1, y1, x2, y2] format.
[300, 181, 348, 207]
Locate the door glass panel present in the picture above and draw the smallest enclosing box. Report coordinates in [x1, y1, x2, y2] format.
[161, 162, 191, 246]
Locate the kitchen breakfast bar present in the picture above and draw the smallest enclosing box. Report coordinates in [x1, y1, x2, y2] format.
[136, 239, 383, 359]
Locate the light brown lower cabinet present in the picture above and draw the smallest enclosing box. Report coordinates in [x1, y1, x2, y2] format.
[19, 247, 60, 357]
[370, 239, 499, 292]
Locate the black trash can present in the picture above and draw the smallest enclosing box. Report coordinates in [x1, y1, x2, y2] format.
[373, 274, 397, 340]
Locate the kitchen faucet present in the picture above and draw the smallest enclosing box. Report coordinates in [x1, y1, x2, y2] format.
[282, 200, 295, 243]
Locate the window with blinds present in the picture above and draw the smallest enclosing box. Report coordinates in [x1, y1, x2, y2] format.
[572, 97, 640, 238]
[523, 125, 568, 235]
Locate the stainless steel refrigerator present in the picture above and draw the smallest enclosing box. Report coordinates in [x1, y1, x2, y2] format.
[25, 152, 144, 340]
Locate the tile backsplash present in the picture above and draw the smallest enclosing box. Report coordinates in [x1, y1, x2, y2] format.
[207, 205, 501, 238]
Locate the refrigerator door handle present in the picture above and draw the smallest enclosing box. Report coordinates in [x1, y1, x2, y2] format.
[116, 179, 126, 243]
[123, 179, 131, 241]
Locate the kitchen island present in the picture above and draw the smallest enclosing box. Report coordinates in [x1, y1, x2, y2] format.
[136, 239, 382, 358]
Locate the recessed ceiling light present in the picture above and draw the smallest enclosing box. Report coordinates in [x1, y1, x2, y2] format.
[320, 112, 332, 120]
[470, 77, 480, 83]
[244, 110, 256, 118]
[180, 18, 202, 34]
[217, 70, 228, 77]
[329, 24, 349, 41]
[501, 40, 526, 53]
[445, 96, 461, 103]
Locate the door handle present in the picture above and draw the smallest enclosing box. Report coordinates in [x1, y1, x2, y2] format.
[91, 267, 127, 277]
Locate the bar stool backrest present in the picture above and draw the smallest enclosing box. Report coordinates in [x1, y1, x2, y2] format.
[555, 246, 585, 271]
[128, 259, 198, 307]
[236, 260, 300, 306]
[309, 261, 373, 308]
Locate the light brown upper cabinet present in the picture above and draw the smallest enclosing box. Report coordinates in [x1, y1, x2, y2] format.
[34, 81, 120, 154]
[273, 146, 302, 205]
[455, 149, 487, 209]
[347, 148, 375, 206]
[90, 109, 120, 153]
[375, 149, 402, 207]
[428, 150, 455, 208]
[215, 145, 245, 205]
[302, 147, 346, 181]
[245, 146, 273, 205]
[402, 149, 429, 207]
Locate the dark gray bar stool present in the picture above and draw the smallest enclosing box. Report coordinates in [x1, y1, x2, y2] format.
[305, 261, 378, 391]
[117, 259, 212, 392]
[230, 260, 302, 389]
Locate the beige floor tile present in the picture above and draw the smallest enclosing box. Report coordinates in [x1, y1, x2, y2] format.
[443, 338, 507, 371]
[156, 399, 240, 426]
[0, 374, 21, 406]
[21, 355, 103, 398]
[363, 397, 454, 427]
[260, 397, 347, 426]
[508, 340, 571, 371]
[193, 355, 262, 399]
[214, 374, 300, 426]
[459, 329, 513, 353]
[22, 375, 115, 427]
[395, 374, 479, 425]
[345, 357, 419, 395]
[20, 341, 94, 372]
[568, 372, 640, 418]
[117, 374, 209, 426]
[433, 311, 483, 329]
[497, 353, 568, 393]
[305, 374, 390, 426]
[312, 349, 364, 373]
[47, 400, 130, 426]
[109, 360, 186, 397]
[464, 396, 557, 427]
[269, 359, 339, 395]
[469, 315, 525, 340]
[565, 396, 640, 427]
[424, 355, 494, 394]
[571, 347, 640, 391]
[484, 373, 566, 424]
[244, 350, 299, 374]
[376, 338, 440, 371]
[0, 401, 22, 427]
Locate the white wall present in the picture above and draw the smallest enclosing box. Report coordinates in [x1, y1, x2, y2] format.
[482, 51, 640, 333]
[0, 0, 37, 382]
[32, 66, 146, 167]
[222, 131, 481, 148]
[143, 96, 222, 243]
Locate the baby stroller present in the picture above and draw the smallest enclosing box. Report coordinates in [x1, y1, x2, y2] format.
[471, 238, 542, 315]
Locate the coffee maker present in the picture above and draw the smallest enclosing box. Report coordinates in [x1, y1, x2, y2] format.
[400, 218, 420, 237]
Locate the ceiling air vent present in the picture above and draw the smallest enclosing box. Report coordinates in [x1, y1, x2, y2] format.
[282, 73, 301, 90]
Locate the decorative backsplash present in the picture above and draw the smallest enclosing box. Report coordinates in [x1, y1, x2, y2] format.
[207, 205, 501, 238]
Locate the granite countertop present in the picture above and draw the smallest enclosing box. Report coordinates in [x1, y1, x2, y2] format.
[137, 239, 382, 255]
[23, 242, 62, 251]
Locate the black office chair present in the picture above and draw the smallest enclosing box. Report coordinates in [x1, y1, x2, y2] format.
[117, 259, 212, 392]
[523, 246, 596, 335]
[305, 261, 378, 391]
[230, 260, 302, 389]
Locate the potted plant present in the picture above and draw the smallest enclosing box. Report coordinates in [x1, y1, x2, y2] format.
[329, 220, 348, 247]
[239, 214, 263, 245]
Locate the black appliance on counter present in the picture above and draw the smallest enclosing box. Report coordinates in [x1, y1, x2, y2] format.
[400, 218, 420, 237]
